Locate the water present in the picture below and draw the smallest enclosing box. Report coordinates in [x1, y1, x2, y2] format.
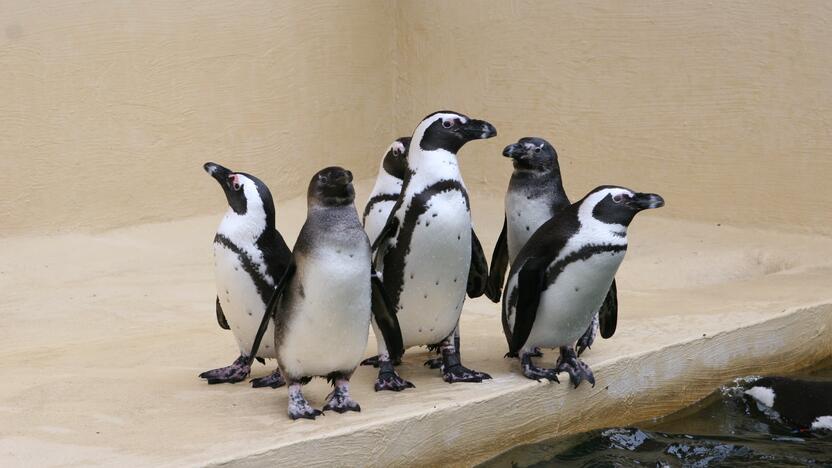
[480, 365, 832, 467]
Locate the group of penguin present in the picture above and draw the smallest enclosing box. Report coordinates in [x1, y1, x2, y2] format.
[198, 109, 669, 420]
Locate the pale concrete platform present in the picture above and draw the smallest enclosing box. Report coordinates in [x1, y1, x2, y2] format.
[2, 183, 831, 467]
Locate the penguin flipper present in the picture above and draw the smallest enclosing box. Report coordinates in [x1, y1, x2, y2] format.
[510, 256, 549, 355]
[598, 279, 618, 339]
[247, 261, 296, 363]
[371, 215, 399, 253]
[215, 297, 230, 330]
[371, 273, 405, 362]
[466, 229, 489, 299]
[485, 217, 509, 303]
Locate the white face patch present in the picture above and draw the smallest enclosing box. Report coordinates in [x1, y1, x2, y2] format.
[811, 416, 832, 430]
[390, 141, 406, 156]
[745, 386, 776, 408]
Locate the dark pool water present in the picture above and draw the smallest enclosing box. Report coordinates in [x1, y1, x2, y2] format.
[480, 365, 832, 467]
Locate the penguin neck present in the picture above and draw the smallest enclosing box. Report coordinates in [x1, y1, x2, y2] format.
[407, 148, 463, 186]
[218, 206, 269, 246]
[510, 168, 568, 205]
[369, 168, 403, 197]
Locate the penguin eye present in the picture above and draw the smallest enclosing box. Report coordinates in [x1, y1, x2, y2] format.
[612, 194, 624, 203]
[319, 175, 329, 184]
[229, 175, 242, 191]
[442, 119, 455, 129]
[534, 147, 542, 153]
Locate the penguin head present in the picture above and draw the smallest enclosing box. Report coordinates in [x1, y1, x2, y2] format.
[203, 162, 275, 224]
[583, 186, 665, 227]
[382, 137, 411, 179]
[308, 166, 355, 207]
[502, 137, 558, 172]
[413, 110, 497, 154]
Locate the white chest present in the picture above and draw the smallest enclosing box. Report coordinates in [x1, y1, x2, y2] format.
[213, 243, 277, 358]
[278, 247, 372, 378]
[525, 251, 624, 349]
[395, 189, 471, 346]
[505, 191, 553, 262]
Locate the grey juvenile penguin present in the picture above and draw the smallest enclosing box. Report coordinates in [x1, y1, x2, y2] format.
[486, 137, 618, 355]
[248, 167, 402, 420]
[199, 163, 292, 388]
[370, 110, 494, 391]
[502, 186, 663, 387]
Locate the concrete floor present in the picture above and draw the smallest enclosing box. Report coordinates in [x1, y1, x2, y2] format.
[2, 181, 831, 467]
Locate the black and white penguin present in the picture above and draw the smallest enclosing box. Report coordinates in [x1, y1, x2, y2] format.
[252, 167, 401, 420]
[199, 162, 292, 388]
[502, 186, 664, 387]
[363, 137, 411, 244]
[486, 137, 617, 355]
[745, 377, 832, 431]
[370, 110, 495, 391]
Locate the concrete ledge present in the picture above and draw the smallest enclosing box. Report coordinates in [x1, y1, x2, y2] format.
[222, 304, 832, 467]
[2, 184, 832, 467]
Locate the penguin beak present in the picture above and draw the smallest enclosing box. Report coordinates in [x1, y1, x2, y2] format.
[204, 162, 232, 184]
[629, 193, 665, 210]
[459, 119, 497, 140]
[502, 143, 527, 159]
[334, 170, 353, 186]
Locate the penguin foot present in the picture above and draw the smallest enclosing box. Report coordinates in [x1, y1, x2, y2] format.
[520, 353, 559, 382]
[198, 355, 250, 384]
[556, 347, 595, 388]
[423, 357, 443, 369]
[529, 347, 544, 358]
[360, 355, 381, 367]
[441, 352, 491, 383]
[288, 383, 322, 421]
[323, 389, 361, 414]
[288, 402, 323, 421]
[576, 315, 598, 357]
[250, 369, 286, 388]
[374, 360, 415, 392]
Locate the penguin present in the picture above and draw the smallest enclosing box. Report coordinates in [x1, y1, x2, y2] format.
[745, 377, 832, 431]
[363, 137, 411, 245]
[369, 110, 495, 391]
[246, 167, 403, 420]
[199, 162, 292, 388]
[502, 186, 664, 387]
[486, 137, 618, 356]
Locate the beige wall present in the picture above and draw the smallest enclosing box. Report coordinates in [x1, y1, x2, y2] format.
[394, 0, 832, 235]
[2, 1, 831, 236]
[0, 0, 396, 235]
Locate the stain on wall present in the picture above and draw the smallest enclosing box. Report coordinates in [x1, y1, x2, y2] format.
[2, 1, 831, 236]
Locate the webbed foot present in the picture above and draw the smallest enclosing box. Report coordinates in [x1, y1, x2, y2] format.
[198, 355, 251, 384]
[556, 346, 595, 388]
[323, 381, 361, 413]
[374, 360, 414, 392]
[250, 369, 286, 388]
[520, 353, 559, 382]
[441, 352, 491, 383]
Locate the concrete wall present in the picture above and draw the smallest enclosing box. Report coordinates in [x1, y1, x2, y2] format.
[0, 0, 396, 235]
[393, 0, 832, 235]
[2, 1, 831, 235]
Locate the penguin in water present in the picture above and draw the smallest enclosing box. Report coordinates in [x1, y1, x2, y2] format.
[369, 110, 494, 391]
[199, 162, 292, 388]
[486, 137, 618, 355]
[363, 137, 411, 244]
[745, 377, 832, 431]
[502, 186, 664, 387]
[246, 167, 403, 420]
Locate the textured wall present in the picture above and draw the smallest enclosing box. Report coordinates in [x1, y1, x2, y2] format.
[393, 0, 832, 235]
[0, 0, 396, 235]
[2, 1, 831, 235]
